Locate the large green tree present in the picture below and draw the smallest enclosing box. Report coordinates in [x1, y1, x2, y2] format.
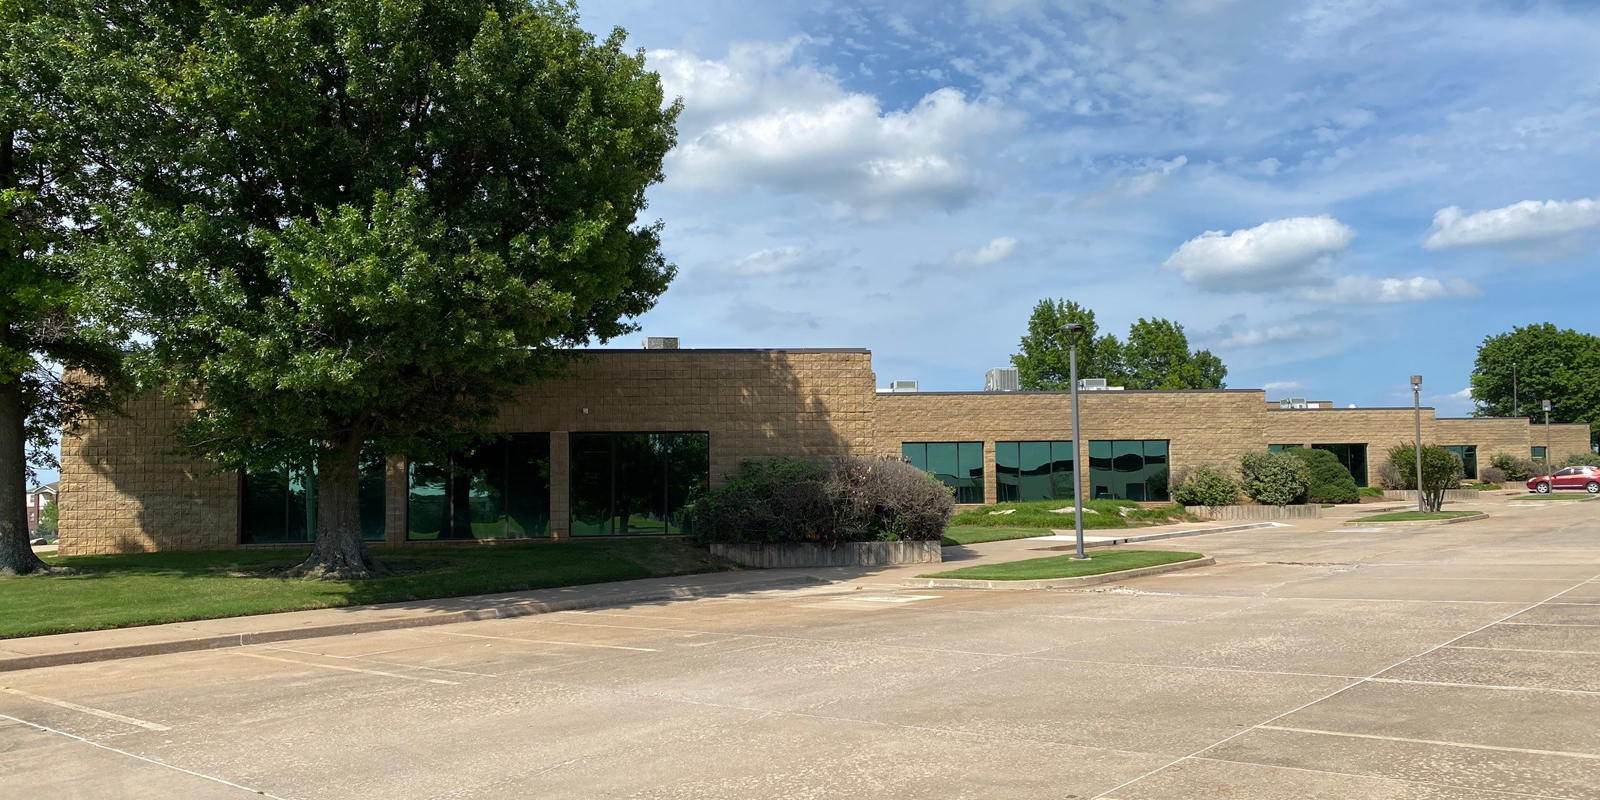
[1010, 299, 1124, 390]
[50, 0, 679, 577]
[1122, 317, 1227, 390]
[1469, 324, 1600, 447]
[0, 5, 123, 576]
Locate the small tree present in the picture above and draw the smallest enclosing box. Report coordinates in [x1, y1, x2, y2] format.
[1285, 447, 1360, 504]
[35, 497, 56, 539]
[1239, 451, 1310, 506]
[1561, 452, 1600, 468]
[1387, 444, 1465, 512]
[1490, 453, 1538, 482]
[1170, 464, 1241, 508]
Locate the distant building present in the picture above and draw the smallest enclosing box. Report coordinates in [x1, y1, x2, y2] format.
[26, 481, 58, 533]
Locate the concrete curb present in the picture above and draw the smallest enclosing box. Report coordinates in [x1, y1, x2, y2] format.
[1034, 521, 1285, 547]
[900, 556, 1215, 591]
[1345, 512, 1490, 528]
[1510, 494, 1599, 503]
[0, 574, 823, 674]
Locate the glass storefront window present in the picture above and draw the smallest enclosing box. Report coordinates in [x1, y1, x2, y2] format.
[1312, 443, 1369, 488]
[1268, 444, 1299, 452]
[569, 433, 709, 536]
[242, 447, 387, 543]
[1532, 446, 1547, 462]
[996, 441, 1075, 502]
[1445, 445, 1478, 479]
[901, 442, 984, 503]
[408, 433, 551, 540]
[1089, 440, 1171, 501]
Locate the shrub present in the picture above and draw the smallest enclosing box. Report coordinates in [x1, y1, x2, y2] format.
[1479, 465, 1507, 484]
[1285, 447, 1360, 504]
[1170, 464, 1242, 508]
[1374, 460, 1403, 490]
[1358, 486, 1385, 498]
[1490, 453, 1538, 482]
[1561, 452, 1600, 467]
[690, 456, 954, 546]
[1239, 451, 1310, 506]
[1387, 444, 1465, 512]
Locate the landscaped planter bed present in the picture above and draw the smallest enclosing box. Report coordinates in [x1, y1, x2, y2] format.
[708, 540, 942, 568]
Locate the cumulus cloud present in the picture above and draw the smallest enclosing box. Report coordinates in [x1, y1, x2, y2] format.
[716, 246, 811, 276]
[941, 236, 1019, 269]
[1423, 197, 1600, 251]
[1164, 216, 1355, 291]
[1304, 275, 1482, 304]
[1216, 325, 1329, 349]
[652, 42, 1022, 218]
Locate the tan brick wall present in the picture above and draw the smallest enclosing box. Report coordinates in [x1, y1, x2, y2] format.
[58, 394, 240, 556]
[875, 390, 1272, 500]
[59, 350, 876, 554]
[1535, 423, 1593, 466]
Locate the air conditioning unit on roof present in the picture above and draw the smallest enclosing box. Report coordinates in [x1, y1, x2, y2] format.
[888, 380, 919, 393]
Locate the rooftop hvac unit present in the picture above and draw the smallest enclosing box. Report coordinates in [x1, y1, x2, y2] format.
[888, 380, 919, 393]
[1278, 397, 1309, 409]
[642, 337, 679, 350]
[1078, 378, 1109, 391]
[985, 368, 1020, 392]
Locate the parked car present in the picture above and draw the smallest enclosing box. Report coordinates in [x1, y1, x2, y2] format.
[1527, 465, 1600, 494]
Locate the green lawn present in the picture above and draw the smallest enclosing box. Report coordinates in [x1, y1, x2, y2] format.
[920, 550, 1203, 581]
[949, 499, 1192, 531]
[3, 541, 732, 639]
[1511, 493, 1594, 501]
[1358, 486, 1386, 498]
[1357, 510, 1482, 522]
[941, 526, 1056, 546]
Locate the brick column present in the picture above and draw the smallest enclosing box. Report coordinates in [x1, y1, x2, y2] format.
[984, 440, 998, 505]
[550, 432, 569, 540]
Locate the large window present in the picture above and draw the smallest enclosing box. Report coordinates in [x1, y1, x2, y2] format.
[1445, 445, 1479, 479]
[408, 433, 550, 540]
[1268, 444, 1301, 452]
[902, 442, 984, 504]
[569, 433, 709, 536]
[242, 449, 387, 543]
[996, 441, 1075, 502]
[1313, 443, 1369, 488]
[1088, 440, 1169, 501]
[1532, 446, 1547, 462]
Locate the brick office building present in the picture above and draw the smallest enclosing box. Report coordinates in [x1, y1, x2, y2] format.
[57, 348, 1593, 555]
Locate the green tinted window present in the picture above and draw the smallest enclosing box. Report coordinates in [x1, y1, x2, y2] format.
[995, 442, 1020, 503]
[407, 434, 551, 540]
[1312, 443, 1369, 488]
[1088, 440, 1171, 501]
[1445, 445, 1478, 480]
[569, 433, 709, 536]
[902, 441, 984, 503]
[243, 448, 386, 544]
[1532, 446, 1547, 461]
[996, 441, 1075, 502]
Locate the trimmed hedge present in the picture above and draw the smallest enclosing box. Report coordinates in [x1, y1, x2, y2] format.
[1170, 464, 1241, 508]
[1285, 447, 1360, 504]
[1491, 453, 1539, 482]
[1239, 451, 1311, 506]
[690, 456, 954, 546]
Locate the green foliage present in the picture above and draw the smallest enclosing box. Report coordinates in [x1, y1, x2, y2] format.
[691, 457, 955, 546]
[1239, 451, 1311, 506]
[1387, 444, 1465, 512]
[1010, 299, 1125, 389]
[35, 498, 57, 538]
[1358, 486, 1386, 498]
[920, 550, 1203, 582]
[1122, 317, 1228, 390]
[1170, 464, 1241, 508]
[949, 499, 1190, 529]
[1490, 453, 1539, 482]
[1009, 300, 1227, 390]
[1560, 452, 1600, 467]
[1285, 447, 1360, 504]
[1470, 324, 1600, 447]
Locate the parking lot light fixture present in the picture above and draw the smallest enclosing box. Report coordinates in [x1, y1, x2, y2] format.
[1063, 322, 1087, 560]
[1412, 375, 1423, 513]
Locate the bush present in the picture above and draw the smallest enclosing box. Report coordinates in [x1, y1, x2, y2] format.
[1387, 444, 1465, 512]
[1285, 447, 1360, 504]
[1490, 453, 1538, 482]
[690, 456, 954, 546]
[1239, 451, 1310, 506]
[1479, 465, 1507, 484]
[1561, 452, 1600, 467]
[1374, 460, 1403, 490]
[1170, 464, 1242, 508]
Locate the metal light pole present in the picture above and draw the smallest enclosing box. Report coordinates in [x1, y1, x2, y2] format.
[1064, 322, 1087, 560]
[1412, 375, 1424, 513]
[1543, 399, 1552, 469]
[1512, 363, 1519, 418]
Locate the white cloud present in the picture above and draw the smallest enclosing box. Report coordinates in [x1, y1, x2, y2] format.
[1423, 197, 1600, 250]
[1163, 216, 1355, 292]
[1263, 380, 1307, 392]
[717, 246, 810, 276]
[941, 236, 1019, 269]
[1216, 325, 1328, 349]
[652, 42, 1022, 218]
[1073, 155, 1187, 209]
[1304, 275, 1482, 304]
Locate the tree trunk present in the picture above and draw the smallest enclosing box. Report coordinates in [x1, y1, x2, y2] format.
[0, 381, 57, 576]
[286, 439, 386, 580]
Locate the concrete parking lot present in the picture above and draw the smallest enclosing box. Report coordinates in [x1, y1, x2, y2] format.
[3, 498, 1598, 799]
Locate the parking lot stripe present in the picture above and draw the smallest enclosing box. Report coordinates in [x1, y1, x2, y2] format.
[425, 630, 658, 651]
[260, 645, 497, 679]
[227, 651, 459, 685]
[0, 686, 170, 731]
[1255, 724, 1600, 760]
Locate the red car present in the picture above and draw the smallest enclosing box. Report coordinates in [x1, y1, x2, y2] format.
[1527, 465, 1600, 494]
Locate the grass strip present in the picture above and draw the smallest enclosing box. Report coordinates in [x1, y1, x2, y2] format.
[1356, 510, 1482, 522]
[919, 549, 1202, 581]
[950, 500, 1192, 530]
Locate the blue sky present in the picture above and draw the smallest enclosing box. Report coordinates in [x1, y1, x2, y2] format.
[31, 0, 1600, 487]
[579, 0, 1600, 408]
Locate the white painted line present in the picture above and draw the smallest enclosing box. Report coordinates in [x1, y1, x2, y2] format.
[1446, 644, 1600, 656]
[1187, 756, 1576, 800]
[227, 651, 459, 685]
[0, 686, 171, 731]
[261, 646, 497, 679]
[842, 595, 941, 604]
[0, 713, 288, 798]
[1365, 677, 1600, 697]
[1257, 724, 1600, 760]
[426, 630, 658, 652]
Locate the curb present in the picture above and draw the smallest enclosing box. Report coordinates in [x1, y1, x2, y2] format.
[1345, 512, 1489, 528]
[1510, 494, 1599, 503]
[900, 556, 1215, 591]
[1035, 522, 1284, 547]
[0, 574, 823, 674]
